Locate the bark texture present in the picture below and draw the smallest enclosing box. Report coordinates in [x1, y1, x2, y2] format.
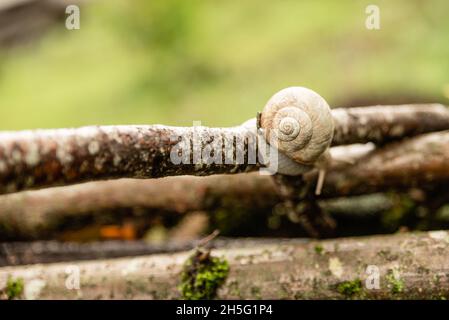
[1, 231, 448, 299]
[322, 130, 449, 196]
[0, 174, 278, 239]
[2, 131, 449, 238]
[331, 103, 449, 145]
[0, 238, 302, 267]
[0, 125, 258, 194]
[0, 104, 448, 193]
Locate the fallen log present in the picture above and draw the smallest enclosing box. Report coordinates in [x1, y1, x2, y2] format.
[1, 231, 448, 299]
[2, 131, 449, 238]
[0, 104, 448, 193]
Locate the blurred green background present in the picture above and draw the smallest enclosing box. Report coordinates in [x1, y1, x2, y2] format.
[0, 0, 448, 130]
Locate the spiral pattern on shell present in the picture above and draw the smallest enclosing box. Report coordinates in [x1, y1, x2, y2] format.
[260, 87, 334, 165]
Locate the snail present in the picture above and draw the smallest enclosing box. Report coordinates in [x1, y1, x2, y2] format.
[258, 87, 335, 194]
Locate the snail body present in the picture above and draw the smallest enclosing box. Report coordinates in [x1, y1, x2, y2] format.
[260, 87, 334, 169]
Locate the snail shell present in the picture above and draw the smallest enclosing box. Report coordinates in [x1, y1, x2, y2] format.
[260, 87, 334, 165]
[241, 117, 312, 175]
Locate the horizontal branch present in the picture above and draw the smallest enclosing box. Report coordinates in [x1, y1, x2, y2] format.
[1, 231, 448, 299]
[0, 125, 258, 194]
[0, 174, 278, 239]
[322, 129, 449, 196]
[2, 131, 449, 238]
[0, 238, 306, 267]
[0, 104, 448, 193]
[331, 103, 449, 145]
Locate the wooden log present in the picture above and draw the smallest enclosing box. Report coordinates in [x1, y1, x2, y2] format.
[1, 231, 448, 299]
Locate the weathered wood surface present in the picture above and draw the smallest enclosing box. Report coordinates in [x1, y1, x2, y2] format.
[1, 231, 448, 299]
[0, 104, 448, 194]
[0, 125, 258, 194]
[331, 104, 449, 145]
[2, 131, 449, 238]
[0, 238, 303, 267]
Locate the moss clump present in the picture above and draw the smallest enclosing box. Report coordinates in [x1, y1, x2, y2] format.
[386, 271, 404, 294]
[179, 249, 229, 300]
[5, 277, 24, 300]
[337, 279, 363, 297]
[314, 244, 324, 255]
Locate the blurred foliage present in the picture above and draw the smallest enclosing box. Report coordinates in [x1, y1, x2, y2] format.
[0, 0, 448, 130]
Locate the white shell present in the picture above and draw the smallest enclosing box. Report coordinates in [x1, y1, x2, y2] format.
[260, 87, 334, 165]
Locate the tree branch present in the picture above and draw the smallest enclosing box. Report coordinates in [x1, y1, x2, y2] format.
[0, 104, 448, 193]
[322, 130, 449, 196]
[2, 131, 449, 238]
[331, 104, 449, 145]
[0, 125, 258, 194]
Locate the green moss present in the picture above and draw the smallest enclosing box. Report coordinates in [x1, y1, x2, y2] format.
[314, 244, 324, 255]
[179, 249, 229, 300]
[5, 277, 24, 300]
[386, 271, 404, 294]
[337, 279, 362, 297]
